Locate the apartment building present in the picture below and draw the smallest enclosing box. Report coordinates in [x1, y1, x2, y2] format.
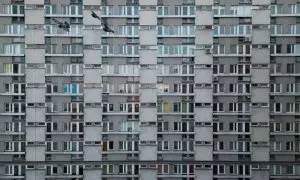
[0, 0, 300, 179]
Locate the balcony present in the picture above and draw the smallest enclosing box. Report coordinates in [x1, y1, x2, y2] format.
[45, 25, 83, 37]
[0, 44, 25, 56]
[213, 6, 259, 18]
[45, 103, 84, 115]
[44, 5, 83, 18]
[0, 24, 25, 37]
[0, 5, 24, 17]
[45, 44, 83, 57]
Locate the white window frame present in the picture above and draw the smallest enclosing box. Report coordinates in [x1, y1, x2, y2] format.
[102, 45, 114, 55]
[103, 164, 114, 174]
[270, 83, 282, 93]
[5, 122, 21, 132]
[274, 103, 282, 113]
[118, 6, 139, 16]
[101, 6, 114, 16]
[46, 141, 58, 151]
[274, 141, 281, 151]
[174, 122, 182, 131]
[157, 6, 169, 16]
[273, 165, 281, 175]
[173, 141, 182, 151]
[158, 164, 169, 175]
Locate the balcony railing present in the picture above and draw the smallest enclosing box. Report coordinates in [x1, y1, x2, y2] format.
[0, 5, 24, 16]
[45, 25, 83, 37]
[45, 45, 83, 56]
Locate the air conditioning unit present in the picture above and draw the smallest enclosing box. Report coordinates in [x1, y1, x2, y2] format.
[205, 48, 212, 54]
[244, 36, 252, 42]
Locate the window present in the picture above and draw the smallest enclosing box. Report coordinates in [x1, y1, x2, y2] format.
[213, 165, 225, 174]
[274, 165, 281, 175]
[118, 6, 139, 16]
[3, 44, 24, 54]
[102, 141, 114, 151]
[213, 103, 224, 112]
[61, 5, 83, 15]
[286, 165, 294, 175]
[158, 141, 169, 150]
[174, 141, 182, 150]
[101, 6, 114, 15]
[274, 103, 282, 113]
[270, 84, 282, 93]
[102, 164, 114, 174]
[286, 141, 294, 151]
[286, 122, 294, 132]
[157, 164, 169, 174]
[287, 63, 294, 73]
[274, 142, 281, 151]
[174, 122, 182, 131]
[217, 141, 224, 150]
[157, 6, 169, 15]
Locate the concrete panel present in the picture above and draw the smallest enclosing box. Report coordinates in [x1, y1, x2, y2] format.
[26, 127, 45, 141]
[140, 11, 157, 26]
[251, 146, 269, 161]
[252, 170, 270, 180]
[83, 30, 101, 45]
[195, 169, 213, 180]
[196, 11, 213, 25]
[195, 88, 213, 102]
[84, 146, 102, 161]
[251, 48, 270, 64]
[196, 0, 214, 5]
[139, 49, 157, 65]
[252, 0, 271, 5]
[196, 30, 213, 44]
[83, 0, 101, 5]
[195, 108, 212, 122]
[252, 30, 270, 44]
[251, 69, 269, 83]
[84, 49, 102, 64]
[25, 69, 45, 83]
[195, 69, 213, 83]
[26, 170, 45, 180]
[25, 49, 44, 64]
[84, 69, 102, 83]
[252, 10, 270, 25]
[83, 169, 102, 180]
[251, 88, 269, 103]
[140, 30, 157, 45]
[140, 108, 156, 122]
[140, 0, 157, 5]
[83, 10, 102, 25]
[84, 88, 102, 102]
[140, 89, 157, 102]
[140, 146, 157, 160]
[26, 146, 45, 161]
[26, 88, 45, 103]
[84, 108, 102, 122]
[195, 49, 213, 64]
[195, 146, 213, 160]
[195, 127, 213, 141]
[140, 169, 156, 180]
[25, 10, 44, 24]
[25, 29, 44, 44]
[251, 107, 269, 122]
[24, 0, 44, 4]
[140, 68, 157, 83]
[140, 126, 156, 141]
[84, 126, 102, 141]
[26, 108, 45, 122]
[251, 127, 269, 141]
